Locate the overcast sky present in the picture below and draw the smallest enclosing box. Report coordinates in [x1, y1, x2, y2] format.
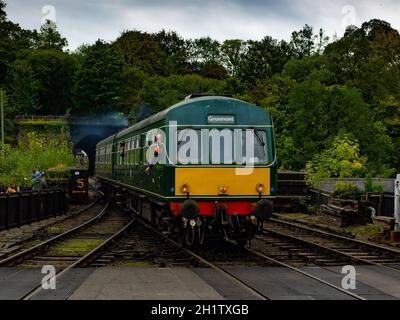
[5, 0, 400, 50]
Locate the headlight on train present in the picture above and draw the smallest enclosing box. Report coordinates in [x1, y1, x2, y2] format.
[180, 183, 190, 194]
[256, 184, 265, 194]
[218, 185, 228, 195]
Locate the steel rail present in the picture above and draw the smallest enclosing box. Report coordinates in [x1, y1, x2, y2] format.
[0, 201, 110, 267]
[242, 244, 366, 300]
[268, 218, 400, 272]
[270, 218, 400, 254]
[128, 206, 365, 300]
[130, 209, 270, 301]
[263, 226, 400, 273]
[22, 215, 135, 300]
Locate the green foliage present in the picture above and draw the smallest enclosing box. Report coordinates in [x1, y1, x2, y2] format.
[306, 134, 366, 188]
[364, 175, 384, 193]
[28, 50, 76, 114]
[221, 39, 246, 76]
[138, 74, 233, 113]
[113, 30, 168, 76]
[72, 40, 124, 114]
[278, 76, 392, 172]
[45, 165, 71, 188]
[238, 36, 291, 83]
[7, 59, 39, 115]
[32, 21, 68, 51]
[289, 25, 329, 58]
[1, 1, 400, 177]
[0, 132, 74, 187]
[333, 182, 363, 200]
[152, 30, 191, 74]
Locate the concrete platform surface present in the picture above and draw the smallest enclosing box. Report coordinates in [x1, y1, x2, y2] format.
[0, 267, 96, 300]
[68, 267, 225, 300]
[323, 266, 400, 299]
[31, 268, 95, 300]
[0, 268, 44, 300]
[1, 265, 399, 300]
[225, 267, 356, 300]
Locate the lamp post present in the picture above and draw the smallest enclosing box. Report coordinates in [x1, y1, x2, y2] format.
[395, 175, 400, 232]
[0, 88, 4, 145]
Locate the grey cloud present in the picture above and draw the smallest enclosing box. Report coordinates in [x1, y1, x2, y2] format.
[5, 0, 400, 50]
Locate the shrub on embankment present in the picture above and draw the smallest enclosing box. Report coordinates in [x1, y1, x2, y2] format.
[0, 132, 74, 189]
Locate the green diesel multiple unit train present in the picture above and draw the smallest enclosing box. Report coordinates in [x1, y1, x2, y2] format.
[95, 95, 277, 245]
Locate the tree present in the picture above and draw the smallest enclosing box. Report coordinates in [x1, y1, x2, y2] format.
[113, 30, 168, 75]
[315, 28, 330, 55]
[187, 37, 228, 78]
[27, 49, 77, 114]
[238, 37, 291, 83]
[139, 74, 233, 113]
[7, 59, 39, 115]
[306, 134, 366, 189]
[189, 37, 222, 65]
[200, 62, 228, 79]
[152, 30, 190, 74]
[72, 40, 124, 114]
[0, 0, 34, 84]
[324, 19, 400, 172]
[32, 21, 68, 51]
[290, 24, 315, 58]
[221, 39, 246, 76]
[118, 65, 146, 116]
[283, 79, 392, 173]
[0, 0, 5, 23]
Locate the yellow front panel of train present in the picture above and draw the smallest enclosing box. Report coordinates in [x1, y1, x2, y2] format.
[175, 168, 270, 196]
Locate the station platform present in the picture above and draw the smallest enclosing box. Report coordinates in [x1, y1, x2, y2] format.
[0, 266, 398, 300]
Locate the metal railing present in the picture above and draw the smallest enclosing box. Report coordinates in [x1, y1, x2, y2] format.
[309, 189, 395, 217]
[0, 188, 67, 231]
[14, 115, 66, 122]
[15, 115, 130, 127]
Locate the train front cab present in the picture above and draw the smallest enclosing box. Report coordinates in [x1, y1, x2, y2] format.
[162, 98, 277, 244]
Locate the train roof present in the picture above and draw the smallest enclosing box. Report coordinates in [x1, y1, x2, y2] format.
[117, 96, 268, 137]
[96, 133, 116, 147]
[97, 96, 270, 147]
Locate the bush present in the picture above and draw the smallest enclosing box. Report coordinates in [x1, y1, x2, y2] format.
[0, 132, 74, 188]
[306, 134, 366, 189]
[333, 182, 363, 200]
[45, 164, 71, 188]
[364, 175, 384, 193]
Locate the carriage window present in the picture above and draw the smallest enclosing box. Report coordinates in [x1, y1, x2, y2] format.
[245, 130, 268, 164]
[177, 129, 269, 165]
[135, 137, 140, 149]
[130, 138, 134, 150]
[119, 142, 125, 157]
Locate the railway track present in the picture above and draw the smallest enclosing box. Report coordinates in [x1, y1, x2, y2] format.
[0, 199, 105, 261]
[0, 202, 134, 300]
[121, 207, 269, 300]
[240, 243, 365, 300]
[84, 216, 202, 268]
[259, 218, 400, 272]
[3, 196, 391, 300]
[125, 206, 367, 300]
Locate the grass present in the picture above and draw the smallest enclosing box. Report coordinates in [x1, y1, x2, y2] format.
[278, 213, 319, 223]
[47, 239, 104, 256]
[17, 120, 66, 127]
[345, 224, 383, 240]
[123, 260, 153, 267]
